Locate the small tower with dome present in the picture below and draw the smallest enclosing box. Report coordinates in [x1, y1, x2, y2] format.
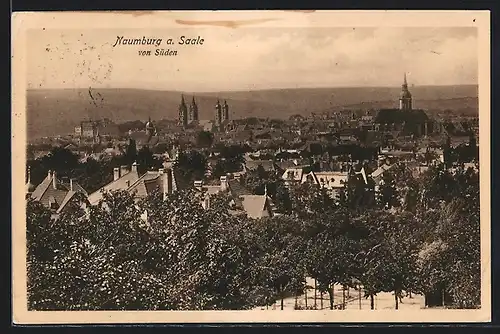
[26, 166, 35, 196]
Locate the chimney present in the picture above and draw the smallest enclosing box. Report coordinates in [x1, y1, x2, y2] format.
[113, 167, 120, 181]
[52, 171, 57, 189]
[131, 162, 138, 173]
[163, 168, 173, 199]
[70, 178, 74, 191]
[163, 160, 173, 170]
[220, 176, 228, 191]
[194, 180, 203, 190]
[120, 165, 129, 176]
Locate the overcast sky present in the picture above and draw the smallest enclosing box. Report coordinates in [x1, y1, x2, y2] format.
[27, 27, 477, 92]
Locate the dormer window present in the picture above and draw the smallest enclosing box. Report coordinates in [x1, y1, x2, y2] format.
[48, 196, 58, 210]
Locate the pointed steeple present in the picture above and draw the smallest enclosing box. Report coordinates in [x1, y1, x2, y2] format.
[189, 96, 198, 122]
[399, 72, 412, 110]
[179, 94, 188, 128]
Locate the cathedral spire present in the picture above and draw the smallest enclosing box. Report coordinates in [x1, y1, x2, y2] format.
[179, 94, 188, 128]
[399, 72, 412, 111]
[189, 96, 198, 122]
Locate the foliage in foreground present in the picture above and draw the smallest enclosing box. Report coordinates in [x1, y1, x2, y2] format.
[27, 165, 481, 310]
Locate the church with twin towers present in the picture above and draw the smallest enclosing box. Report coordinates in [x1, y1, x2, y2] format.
[178, 95, 230, 129]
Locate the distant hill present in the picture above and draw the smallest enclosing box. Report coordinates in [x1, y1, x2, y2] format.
[26, 85, 478, 140]
[339, 97, 479, 114]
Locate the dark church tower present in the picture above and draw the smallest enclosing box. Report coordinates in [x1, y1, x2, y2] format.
[179, 95, 188, 128]
[145, 116, 156, 137]
[222, 100, 229, 122]
[215, 100, 223, 126]
[189, 96, 199, 123]
[399, 73, 413, 111]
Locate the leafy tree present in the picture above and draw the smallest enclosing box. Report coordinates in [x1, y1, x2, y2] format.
[196, 131, 214, 148]
[175, 150, 208, 183]
[376, 212, 420, 309]
[305, 207, 360, 310]
[124, 139, 137, 165]
[416, 169, 480, 308]
[27, 191, 175, 310]
[211, 145, 245, 178]
[252, 216, 307, 310]
[136, 146, 163, 173]
[287, 181, 336, 218]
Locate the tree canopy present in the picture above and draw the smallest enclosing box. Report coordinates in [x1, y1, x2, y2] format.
[27, 155, 480, 310]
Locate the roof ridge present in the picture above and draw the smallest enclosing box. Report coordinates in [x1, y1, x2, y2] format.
[88, 170, 139, 197]
[31, 175, 52, 200]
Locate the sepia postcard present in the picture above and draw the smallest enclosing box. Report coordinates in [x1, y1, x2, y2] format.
[12, 10, 491, 324]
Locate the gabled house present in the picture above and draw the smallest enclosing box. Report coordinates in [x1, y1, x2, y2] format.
[300, 170, 351, 200]
[87, 163, 141, 205]
[239, 193, 274, 219]
[127, 167, 178, 201]
[281, 165, 312, 185]
[30, 170, 88, 214]
[193, 176, 274, 219]
[303, 171, 350, 190]
[243, 159, 277, 174]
